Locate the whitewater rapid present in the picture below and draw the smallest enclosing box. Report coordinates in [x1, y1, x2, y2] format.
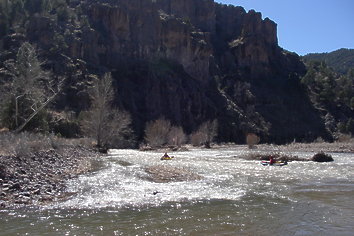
[53, 147, 354, 210]
[1, 147, 354, 235]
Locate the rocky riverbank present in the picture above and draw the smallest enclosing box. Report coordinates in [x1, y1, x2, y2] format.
[145, 165, 202, 183]
[0, 147, 100, 208]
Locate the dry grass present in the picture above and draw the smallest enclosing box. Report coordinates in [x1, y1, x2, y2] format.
[281, 140, 354, 153]
[335, 133, 353, 143]
[0, 132, 93, 156]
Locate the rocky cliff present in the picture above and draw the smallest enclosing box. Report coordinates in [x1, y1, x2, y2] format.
[0, 0, 332, 143]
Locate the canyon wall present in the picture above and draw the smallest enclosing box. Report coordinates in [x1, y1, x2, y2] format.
[0, 0, 330, 143]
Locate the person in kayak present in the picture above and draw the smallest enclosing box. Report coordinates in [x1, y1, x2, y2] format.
[269, 156, 275, 165]
[161, 152, 170, 160]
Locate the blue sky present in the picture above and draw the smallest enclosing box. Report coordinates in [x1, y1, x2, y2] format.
[216, 0, 354, 55]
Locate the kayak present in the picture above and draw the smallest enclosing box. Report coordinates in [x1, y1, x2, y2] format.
[261, 161, 288, 166]
[161, 156, 174, 160]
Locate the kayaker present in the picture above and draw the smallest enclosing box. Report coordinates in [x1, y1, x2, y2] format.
[161, 152, 170, 160]
[269, 156, 275, 165]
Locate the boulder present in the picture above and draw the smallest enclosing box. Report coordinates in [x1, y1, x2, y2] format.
[0, 165, 6, 179]
[311, 152, 334, 162]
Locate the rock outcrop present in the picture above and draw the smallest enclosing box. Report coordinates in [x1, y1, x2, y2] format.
[0, 0, 331, 143]
[79, 0, 212, 81]
[311, 152, 334, 162]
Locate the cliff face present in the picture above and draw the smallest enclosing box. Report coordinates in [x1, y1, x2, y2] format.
[73, 0, 286, 81]
[70, 0, 212, 81]
[0, 0, 330, 143]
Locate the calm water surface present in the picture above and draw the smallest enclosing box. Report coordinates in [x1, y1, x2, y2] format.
[1, 147, 353, 235]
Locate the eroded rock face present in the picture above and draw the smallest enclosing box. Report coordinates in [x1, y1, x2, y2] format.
[66, 0, 321, 142]
[80, 0, 212, 81]
[77, 0, 288, 82]
[0, 0, 329, 143]
[215, 6, 278, 77]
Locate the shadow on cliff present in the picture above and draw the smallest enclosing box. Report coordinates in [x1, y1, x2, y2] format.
[112, 59, 220, 140]
[251, 75, 332, 144]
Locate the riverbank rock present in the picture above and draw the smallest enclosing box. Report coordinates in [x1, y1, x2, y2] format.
[242, 152, 309, 162]
[145, 165, 202, 183]
[0, 147, 100, 208]
[311, 152, 334, 162]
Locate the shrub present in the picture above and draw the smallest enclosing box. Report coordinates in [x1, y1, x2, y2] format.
[190, 120, 218, 147]
[52, 119, 80, 138]
[0, 132, 50, 156]
[190, 130, 205, 147]
[0, 132, 92, 156]
[144, 118, 171, 148]
[246, 133, 260, 149]
[335, 132, 352, 142]
[167, 126, 187, 147]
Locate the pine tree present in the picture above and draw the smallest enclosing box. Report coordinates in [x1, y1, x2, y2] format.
[1, 42, 64, 132]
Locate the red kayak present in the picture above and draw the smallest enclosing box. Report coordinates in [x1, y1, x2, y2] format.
[261, 160, 288, 166]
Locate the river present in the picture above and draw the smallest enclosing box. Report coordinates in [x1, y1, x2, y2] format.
[1, 147, 353, 235]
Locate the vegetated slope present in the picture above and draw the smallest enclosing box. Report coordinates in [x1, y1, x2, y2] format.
[0, 0, 340, 143]
[303, 48, 354, 75]
[302, 49, 354, 137]
[300, 61, 354, 137]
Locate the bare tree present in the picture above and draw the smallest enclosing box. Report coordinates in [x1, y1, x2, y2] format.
[81, 72, 132, 148]
[144, 118, 171, 148]
[190, 120, 218, 147]
[104, 109, 133, 148]
[246, 133, 260, 149]
[190, 131, 202, 147]
[167, 126, 187, 147]
[1, 42, 64, 132]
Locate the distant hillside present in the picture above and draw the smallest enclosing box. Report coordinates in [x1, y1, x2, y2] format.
[302, 48, 354, 75]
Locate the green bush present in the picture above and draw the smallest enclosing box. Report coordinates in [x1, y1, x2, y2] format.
[1, 99, 49, 132]
[52, 119, 80, 138]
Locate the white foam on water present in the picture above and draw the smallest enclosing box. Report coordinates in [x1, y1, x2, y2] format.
[54, 149, 247, 209]
[52, 148, 354, 210]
